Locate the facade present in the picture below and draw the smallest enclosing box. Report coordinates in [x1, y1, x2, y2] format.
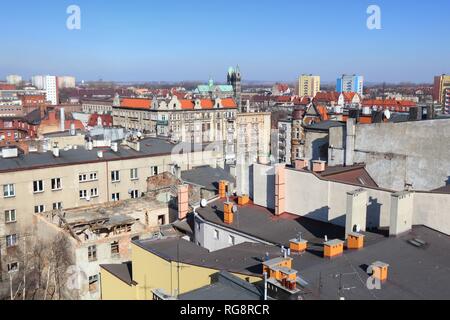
[336, 74, 364, 97]
[57, 76, 76, 89]
[0, 137, 223, 281]
[112, 96, 238, 161]
[6, 75, 22, 85]
[82, 99, 113, 115]
[273, 119, 292, 164]
[45, 76, 58, 105]
[31, 75, 46, 90]
[298, 74, 321, 97]
[433, 74, 450, 113]
[34, 196, 170, 300]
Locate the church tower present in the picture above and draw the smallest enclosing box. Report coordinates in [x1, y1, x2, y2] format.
[227, 66, 242, 111]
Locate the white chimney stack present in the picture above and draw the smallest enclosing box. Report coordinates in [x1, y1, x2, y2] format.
[60, 108, 65, 132]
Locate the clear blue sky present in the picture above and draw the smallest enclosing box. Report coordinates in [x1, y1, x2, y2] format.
[1, 0, 449, 83]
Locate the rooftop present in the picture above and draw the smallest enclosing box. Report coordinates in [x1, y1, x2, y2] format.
[303, 120, 346, 132]
[178, 271, 263, 300]
[181, 165, 235, 191]
[0, 137, 203, 173]
[134, 225, 450, 299]
[195, 197, 358, 247]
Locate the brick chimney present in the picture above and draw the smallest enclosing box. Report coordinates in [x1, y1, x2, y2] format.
[312, 160, 326, 173]
[177, 184, 189, 220]
[275, 164, 286, 216]
[295, 159, 308, 170]
[219, 180, 228, 198]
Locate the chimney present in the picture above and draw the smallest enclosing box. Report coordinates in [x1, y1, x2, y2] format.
[347, 232, 365, 250]
[389, 191, 413, 236]
[60, 107, 65, 132]
[323, 239, 344, 258]
[345, 118, 356, 167]
[237, 194, 249, 206]
[295, 159, 308, 170]
[111, 142, 118, 153]
[275, 164, 286, 216]
[223, 201, 234, 224]
[345, 189, 368, 239]
[369, 261, 389, 283]
[70, 123, 76, 136]
[48, 110, 57, 122]
[52, 144, 60, 158]
[177, 184, 189, 220]
[312, 160, 326, 173]
[219, 180, 228, 198]
[97, 150, 103, 158]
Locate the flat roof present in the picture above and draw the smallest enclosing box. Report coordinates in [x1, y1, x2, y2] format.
[181, 165, 235, 191]
[133, 237, 282, 277]
[195, 198, 356, 247]
[0, 138, 205, 173]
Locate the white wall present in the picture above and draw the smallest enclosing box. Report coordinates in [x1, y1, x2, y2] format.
[252, 164, 450, 235]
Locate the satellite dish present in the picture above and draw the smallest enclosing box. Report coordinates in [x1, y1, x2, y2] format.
[232, 205, 238, 213]
[354, 224, 361, 233]
[384, 109, 391, 120]
[200, 199, 207, 208]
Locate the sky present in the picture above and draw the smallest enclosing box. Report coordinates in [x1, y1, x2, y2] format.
[1, 0, 450, 83]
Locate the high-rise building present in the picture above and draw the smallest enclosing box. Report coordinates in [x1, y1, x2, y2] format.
[31, 75, 46, 89]
[433, 74, 450, 114]
[297, 74, 321, 97]
[58, 76, 76, 89]
[45, 76, 59, 105]
[336, 74, 364, 97]
[6, 75, 22, 85]
[31, 75, 59, 105]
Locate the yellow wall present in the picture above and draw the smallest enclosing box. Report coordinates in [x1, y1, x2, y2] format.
[101, 242, 262, 300]
[100, 268, 137, 300]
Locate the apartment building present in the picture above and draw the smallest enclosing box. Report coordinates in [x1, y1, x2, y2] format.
[433, 74, 450, 113]
[336, 74, 364, 97]
[82, 99, 113, 115]
[0, 137, 223, 280]
[297, 74, 321, 97]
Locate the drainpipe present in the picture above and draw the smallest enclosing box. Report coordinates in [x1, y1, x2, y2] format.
[264, 272, 268, 301]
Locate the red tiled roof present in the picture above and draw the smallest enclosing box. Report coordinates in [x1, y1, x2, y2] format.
[120, 98, 151, 110]
[200, 99, 214, 109]
[342, 92, 357, 102]
[314, 92, 339, 103]
[180, 99, 195, 110]
[221, 98, 237, 108]
[88, 113, 113, 127]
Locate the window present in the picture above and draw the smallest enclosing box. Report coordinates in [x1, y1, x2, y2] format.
[112, 193, 120, 202]
[88, 245, 97, 262]
[79, 190, 88, 199]
[80, 172, 97, 182]
[228, 235, 235, 246]
[7, 262, 19, 273]
[90, 188, 98, 198]
[34, 205, 45, 213]
[130, 168, 138, 180]
[150, 166, 158, 176]
[33, 180, 44, 193]
[214, 229, 219, 240]
[3, 184, 15, 198]
[111, 241, 119, 257]
[130, 190, 139, 199]
[89, 274, 99, 293]
[53, 202, 63, 210]
[6, 234, 17, 248]
[158, 215, 165, 226]
[51, 178, 61, 190]
[79, 174, 87, 182]
[5, 209, 16, 223]
[111, 170, 120, 182]
[89, 172, 97, 181]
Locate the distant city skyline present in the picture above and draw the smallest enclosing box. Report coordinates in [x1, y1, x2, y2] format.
[1, 0, 450, 83]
